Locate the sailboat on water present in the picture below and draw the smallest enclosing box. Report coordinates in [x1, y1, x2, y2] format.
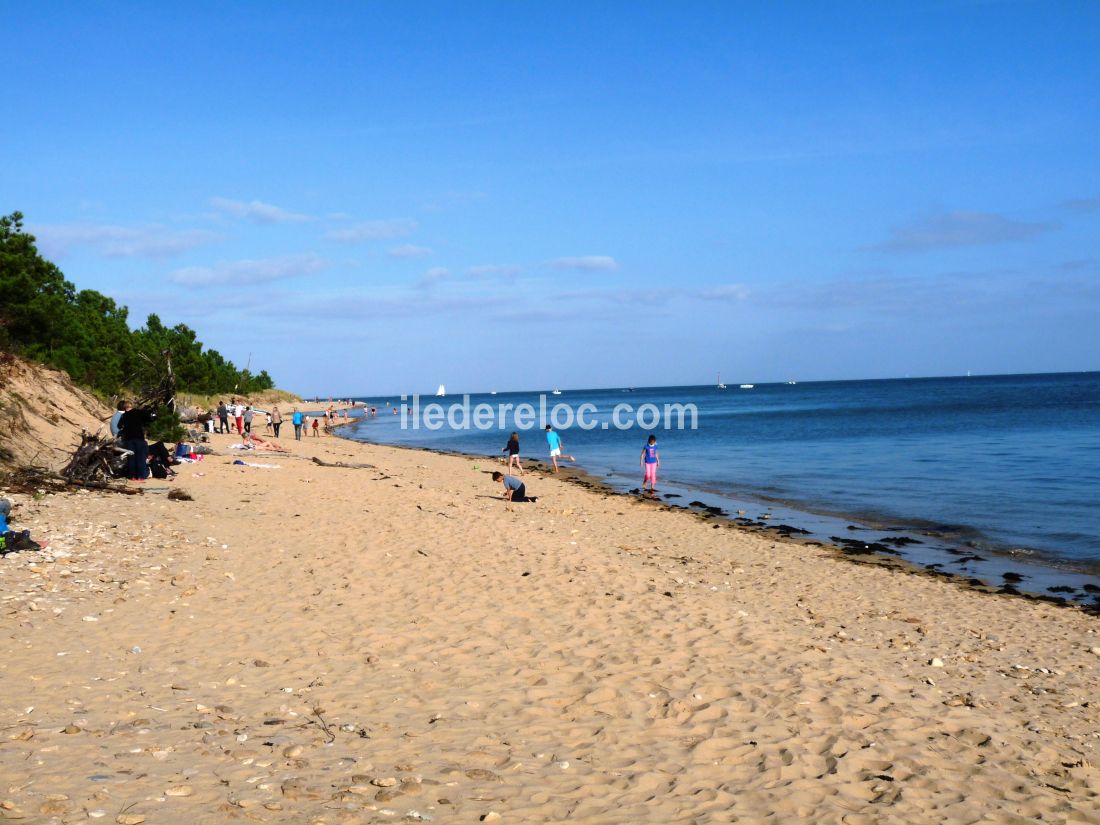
[717, 372, 727, 390]
[435, 384, 446, 397]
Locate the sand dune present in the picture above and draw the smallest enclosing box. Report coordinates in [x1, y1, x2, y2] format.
[2, 429, 1098, 823]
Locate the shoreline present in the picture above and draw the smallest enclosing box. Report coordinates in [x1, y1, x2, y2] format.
[338, 423, 1100, 611]
[3, 429, 1099, 821]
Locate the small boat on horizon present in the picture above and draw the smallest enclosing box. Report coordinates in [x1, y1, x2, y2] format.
[717, 372, 727, 390]
[740, 384, 754, 389]
[436, 384, 446, 397]
[551, 389, 562, 395]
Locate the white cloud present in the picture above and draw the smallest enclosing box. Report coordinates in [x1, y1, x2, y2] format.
[872, 210, 1054, 252]
[209, 197, 311, 224]
[33, 223, 222, 259]
[324, 219, 418, 243]
[170, 254, 329, 288]
[388, 244, 433, 259]
[548, 255, 620, 272]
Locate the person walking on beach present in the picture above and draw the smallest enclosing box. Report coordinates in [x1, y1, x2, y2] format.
[243, 405, 255, 434]
[292, 407, 303, 440]
[311, 416, 320, 437]
[502, 431, 524, 475]
[271, 406, 283, 438]
[640, 434, 660, 493]
[232, 399, 245, 434]
[492, 471, 537, 502]
[545, 425, 576, 473]
[216, 400, 229, 434]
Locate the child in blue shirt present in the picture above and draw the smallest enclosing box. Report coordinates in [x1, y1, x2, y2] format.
[640, 435, 660, 492]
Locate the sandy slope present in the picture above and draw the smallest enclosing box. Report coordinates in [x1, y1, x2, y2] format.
[0, 356, 111, 469]
[1, 426, 1098, 824]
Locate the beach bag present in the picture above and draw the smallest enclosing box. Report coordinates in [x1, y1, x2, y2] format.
[149, 460, 169, 479]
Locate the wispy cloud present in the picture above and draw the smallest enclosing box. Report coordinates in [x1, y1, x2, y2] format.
[422, 190, 488, 211]
[416, 266, 451, 288]
[254, 289, 508, 321]
[548, 255, 620, 272]
[699, 284, 751, 302]
[466, 264, 522, 278]
[558, 287, 674, 306]
[1060, 198, 1100, 213]
[1058, 257, 1100, 273]
[387, 244, 433, 259]
[324, 219, 417, 243]
[871, 210, 1055, 252]
[34, 223, 221, 259]
[170, 254, 329, 288]
[209, 197, 311, 224]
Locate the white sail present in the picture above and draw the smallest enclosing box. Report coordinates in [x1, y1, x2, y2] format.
[436, 384, 446, 397]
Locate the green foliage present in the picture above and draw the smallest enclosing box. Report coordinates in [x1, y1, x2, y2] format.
[0, 211, 276, 398]
[147, 404, 186, 444]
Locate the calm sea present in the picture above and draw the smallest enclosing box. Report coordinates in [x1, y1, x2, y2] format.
[342, 372, 1100, 580]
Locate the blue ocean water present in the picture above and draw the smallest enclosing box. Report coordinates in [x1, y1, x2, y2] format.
[343, 372, 1100, 576]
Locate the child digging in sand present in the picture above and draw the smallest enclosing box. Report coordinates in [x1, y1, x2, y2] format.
[492, 471, 537, 502]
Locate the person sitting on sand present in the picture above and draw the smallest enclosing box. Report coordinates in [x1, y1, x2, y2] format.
[492, 471, 537, 503]
[545, 425, 576, 473]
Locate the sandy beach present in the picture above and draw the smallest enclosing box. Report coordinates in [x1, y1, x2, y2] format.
[2, 425, 1099, 824]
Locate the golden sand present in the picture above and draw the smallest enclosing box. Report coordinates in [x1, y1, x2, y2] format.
[1, 421, 1099, 823]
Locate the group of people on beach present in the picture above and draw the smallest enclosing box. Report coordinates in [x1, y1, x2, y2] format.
[493, 426, 661, 503]
[113, 394, 663, 503]
[213, 399, 287, 437]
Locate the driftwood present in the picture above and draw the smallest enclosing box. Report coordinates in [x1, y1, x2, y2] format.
[310, 456, 376, 469]
[111, 349, 178, 416]
[2, 466, 141, 496]
[60, 432, 131, 482]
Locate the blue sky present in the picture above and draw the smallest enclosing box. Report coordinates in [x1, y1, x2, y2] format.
[3, 1, 1098, 395]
